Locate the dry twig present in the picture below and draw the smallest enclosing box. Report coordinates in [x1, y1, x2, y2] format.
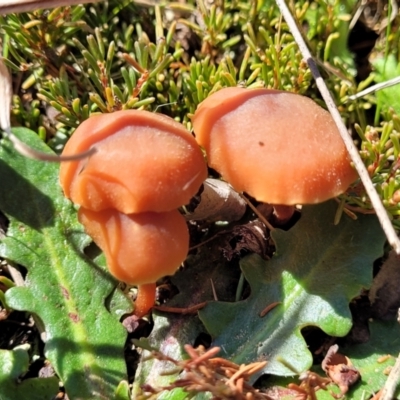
[0, 0, 101, 15]
[381, 351, 400, 400]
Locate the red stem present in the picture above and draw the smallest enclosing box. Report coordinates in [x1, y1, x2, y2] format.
[134, 282, 156, 318]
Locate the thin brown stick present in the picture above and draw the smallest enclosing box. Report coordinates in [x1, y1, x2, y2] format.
[182, 344, 198, 360]
[275, 0, 400, 254]
[189, 231, 227, 251]
[184, 345, 220, 365]
[0, 0, 102, 15]
[209, 357, 239, 370]
[333, 198, 376, 215]
[152, 302, 207, 315]
[227, 361, 267, 385]
[259, 301, 281, 318]
[239, 194, 275, 231]
[245, 361, 268, 376]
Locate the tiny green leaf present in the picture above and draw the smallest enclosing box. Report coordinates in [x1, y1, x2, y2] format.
[0, 344, 59, 400]
[373, 55, 400, 115]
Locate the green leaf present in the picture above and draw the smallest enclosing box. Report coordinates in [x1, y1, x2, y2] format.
[0, 128, 132, 399]
[258, 318, 400, 400]
[346, 318, 400, 399]
[157, 390, 211, 400]
[199, 201, 385, 376]
[115, 380, 131, 400]
[373, 55, 400, 114]
[156, 388, 190, 400]
[0, 344, 59, 400]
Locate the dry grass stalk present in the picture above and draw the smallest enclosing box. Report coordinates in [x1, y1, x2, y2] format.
[0, 0, 101, 15]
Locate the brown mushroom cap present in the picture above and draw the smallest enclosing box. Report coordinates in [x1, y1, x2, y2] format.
[60, 110, 207, 213]
[78, 208, 189, 286]
[192, 87, 357, 205]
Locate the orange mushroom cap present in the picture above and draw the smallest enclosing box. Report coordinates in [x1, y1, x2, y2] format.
[192, 87, 357, 205]
[60, 110, 207, 213]
[78, 208, 189, 286]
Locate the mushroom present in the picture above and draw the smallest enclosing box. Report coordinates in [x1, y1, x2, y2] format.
[59, 110, 208, 317]
[78, 207, 189, 318]
[192, 87, 357, 220]
[60, 110, 207, 214]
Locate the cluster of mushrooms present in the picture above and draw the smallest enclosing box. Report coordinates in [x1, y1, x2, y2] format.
[60, 87, 357, 317]
[59, 111, 207, 317]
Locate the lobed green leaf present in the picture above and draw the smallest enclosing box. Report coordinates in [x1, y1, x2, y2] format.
[199, 201, 385, 376]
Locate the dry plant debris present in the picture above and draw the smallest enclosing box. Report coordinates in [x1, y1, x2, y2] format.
[285, 371, 332, 400]
[138, 344, 269, 400]
[321, 344, 361, 398]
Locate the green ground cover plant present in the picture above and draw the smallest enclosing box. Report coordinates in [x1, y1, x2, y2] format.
[0, 1, 400, 399]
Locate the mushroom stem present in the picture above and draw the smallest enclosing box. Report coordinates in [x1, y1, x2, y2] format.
[134, 283, 157, 318]
[272, 204, 295, 225]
